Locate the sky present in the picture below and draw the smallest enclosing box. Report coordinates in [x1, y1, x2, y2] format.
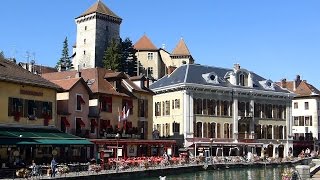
[0, 0, 320, 87]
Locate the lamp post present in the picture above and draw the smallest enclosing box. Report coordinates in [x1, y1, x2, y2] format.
[115, 133, 120, 173]
[210, 138, 213, 158]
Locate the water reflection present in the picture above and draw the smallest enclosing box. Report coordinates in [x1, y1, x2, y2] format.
[141, 165, 292, 180]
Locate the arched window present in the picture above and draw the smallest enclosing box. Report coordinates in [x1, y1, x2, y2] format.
[217, 123, 221, 138]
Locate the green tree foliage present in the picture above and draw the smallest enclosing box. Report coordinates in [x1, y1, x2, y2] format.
[103, 38, 137, 76]
[0, 51, 5, 61]
[56, 37, 73, 70]
[121, 38, 137, 76]
[103, 38, 121, 71]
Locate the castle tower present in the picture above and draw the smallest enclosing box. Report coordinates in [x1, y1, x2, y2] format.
[170, 38, 194, 66]
[73, 0, 122, 70]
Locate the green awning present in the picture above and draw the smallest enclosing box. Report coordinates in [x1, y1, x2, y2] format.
[35, 139, 93, 145]
[0, 126, 93, 146]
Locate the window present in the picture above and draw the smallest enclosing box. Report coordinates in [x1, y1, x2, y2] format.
[147, 67, 153, 76]
[294, 117, 299, 126]
[155, 102, 161, 116]
[84, 39, 86, 44]
[147, 53, 153, 60]
[294, 102, 298, 109]
[305, 116, 312, 126]
[318, 102, 320, 110]
[100, 97, 112, 112]
[106, 26, 108, 31]
[239, 74, 245, 86]
[8, 97, 23, 116]
[76, 94, 85, 111]
[84, 50, 86, 55]
[138, 99, 148, 117]
[165, 100, 170, 115]
[90, 119, 97, 133]
[27, 100, 36, 116]
[172, 122, 180, 133]
[172, 100, 175, 109]
[85, 26, 87, 30]
[175, 99, 180, 109]
[305, 102, 309, 110]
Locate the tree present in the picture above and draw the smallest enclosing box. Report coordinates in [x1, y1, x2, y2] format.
[121, 38, 137, 76]
[0, 51, 5, 61]
[56, 37, 73, 70]
[103, 38, 138, 76]
[103, 38, 121, 71]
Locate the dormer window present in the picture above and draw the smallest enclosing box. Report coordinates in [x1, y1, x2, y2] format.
[239, 74, 245, 86]
[202, 72, 219, 84]
[210, 75, 215, 81]
[259, 80, 275, 90]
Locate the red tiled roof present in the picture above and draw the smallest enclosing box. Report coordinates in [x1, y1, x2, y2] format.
[276, 80, 320, 96]
[134, 35, 158, 51]
[172, 38, 191, 55]
[0, 59, 61, 90]
[41, 68, 128, 97]
[51, 78, 81, 91]
[78, 0, 121, 19]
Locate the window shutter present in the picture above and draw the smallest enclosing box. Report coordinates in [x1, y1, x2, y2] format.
[8, 97, 13, 116]
[24, 99, 28, 117]
[138, 99, 141, 117]
[145, 100, 148, 118]
[36, 101, 42, 118]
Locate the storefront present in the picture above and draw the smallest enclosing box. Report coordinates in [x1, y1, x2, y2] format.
[90, 139, 176, 162]
[0, 126, 93, 167]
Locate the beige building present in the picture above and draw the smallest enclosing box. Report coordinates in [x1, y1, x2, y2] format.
[42, 68, 154, 140]
[134, 35, 194, 80]
[151, 63, 294, 158]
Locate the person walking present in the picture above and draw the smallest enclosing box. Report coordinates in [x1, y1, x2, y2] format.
[50, 158, 57, 177]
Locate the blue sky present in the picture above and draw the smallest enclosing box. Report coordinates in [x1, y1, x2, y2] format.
[0, 0, 319, 86]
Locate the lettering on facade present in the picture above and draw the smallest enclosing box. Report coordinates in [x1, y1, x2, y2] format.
[20, 89, 43, 96]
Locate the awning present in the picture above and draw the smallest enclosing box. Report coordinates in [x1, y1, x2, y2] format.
[0, 126, 93, 146]
[91, 119, 98, 127]
[77, 118, 85, 127]
[61, 117, 70, 127]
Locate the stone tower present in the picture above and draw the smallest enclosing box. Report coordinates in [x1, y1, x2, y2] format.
[73, 0, 122, 70]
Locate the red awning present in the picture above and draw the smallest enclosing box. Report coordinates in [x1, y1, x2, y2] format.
[61, 117, 70, 127]
[91, 119, 98, 127]
[77, 118, 85, 127]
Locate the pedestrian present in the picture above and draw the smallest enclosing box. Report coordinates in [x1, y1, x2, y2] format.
[31, 160, 37, 176]
[50, 158, 57, 177]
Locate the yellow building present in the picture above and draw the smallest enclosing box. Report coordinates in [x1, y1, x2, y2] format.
[0, 59, 92, 166]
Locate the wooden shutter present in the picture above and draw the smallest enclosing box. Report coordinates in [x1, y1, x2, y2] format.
[145, 99, 148, 118]
[138, 99, 141, 117]
[24, 99, 28, 117]
[8, 97, 13, 116]
[35, 101, 42, 118]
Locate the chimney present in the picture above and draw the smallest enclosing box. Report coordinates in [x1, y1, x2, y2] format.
[234, 63, 241, 70]
[168, 66, 177, 75]
[281, 78, 287, 88]
[293, 75, 301, 91]
[75, 70, 81, 78]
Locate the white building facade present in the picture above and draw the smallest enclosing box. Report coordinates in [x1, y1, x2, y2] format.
[151, 64, 294, 158]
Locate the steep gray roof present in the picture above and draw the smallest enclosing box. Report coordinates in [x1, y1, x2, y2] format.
[150, 64, 289, 93]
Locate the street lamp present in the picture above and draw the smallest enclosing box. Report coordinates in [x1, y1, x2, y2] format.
[210, 138, 213, 159]
[115, 133, 120, 172]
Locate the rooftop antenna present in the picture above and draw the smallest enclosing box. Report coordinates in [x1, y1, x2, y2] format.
[25, 51, 31, 64]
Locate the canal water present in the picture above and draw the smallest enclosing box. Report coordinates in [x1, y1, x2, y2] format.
[140, 165, 293, 180]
